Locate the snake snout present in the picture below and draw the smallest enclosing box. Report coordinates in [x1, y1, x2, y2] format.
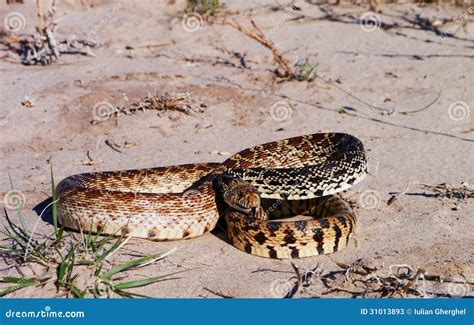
[231, 190, 261, 215]
[243, 191, 260, 209]
[218, 175, 261, 214]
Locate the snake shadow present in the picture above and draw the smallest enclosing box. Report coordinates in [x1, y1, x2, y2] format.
[210, 190, 232, 244]
[33, 197, 56, 226]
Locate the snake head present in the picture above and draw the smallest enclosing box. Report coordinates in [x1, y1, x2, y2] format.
[216, 175, 261, 215]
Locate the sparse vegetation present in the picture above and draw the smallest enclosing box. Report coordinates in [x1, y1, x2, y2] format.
[0, 169, 185, 298]
[295, 61, 319, 82]
[186, 0, 222, 15]
[221, 17, 320, 82]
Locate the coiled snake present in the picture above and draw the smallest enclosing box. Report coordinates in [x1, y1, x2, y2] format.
[57, 133, 367, 259]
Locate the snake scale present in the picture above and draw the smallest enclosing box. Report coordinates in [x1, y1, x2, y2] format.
[57, 133, 367, 259]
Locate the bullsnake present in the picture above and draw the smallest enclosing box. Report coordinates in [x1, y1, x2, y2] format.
[57, 133, 367, 259]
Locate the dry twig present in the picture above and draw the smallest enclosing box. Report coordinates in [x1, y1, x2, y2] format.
[388, 182, 473, 205]
[91, 92, 206, 124]
[419, 182, 474, 200]
[1, 0, 98, 65]
[321, 260, 473, 298]
[221, 17, 294, 79]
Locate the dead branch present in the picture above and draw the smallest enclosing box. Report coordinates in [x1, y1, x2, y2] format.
[91, 91, 206, 124]
[221, 17, 294, 78]
[1, 0, 98, 65]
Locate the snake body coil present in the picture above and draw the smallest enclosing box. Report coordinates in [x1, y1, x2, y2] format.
[57, 133, 367, 259]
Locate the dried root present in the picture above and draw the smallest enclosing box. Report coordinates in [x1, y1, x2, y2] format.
[91, 92, 206, 124]
[2, 0, 97, 65]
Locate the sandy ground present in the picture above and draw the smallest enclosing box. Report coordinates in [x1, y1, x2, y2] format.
[0, 0, 473, 298]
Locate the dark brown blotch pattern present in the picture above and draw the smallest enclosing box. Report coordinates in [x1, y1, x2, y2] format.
[312, 228, 325, 255]
[148, 227, 158, 238]
[267, 245, 278, 259]
[254, 231, 268, 245]
[332, 224, 342, 252]
[283, 228, 296, 245]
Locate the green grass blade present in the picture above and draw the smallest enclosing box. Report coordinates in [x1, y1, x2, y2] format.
[94, 235, 127, 264]
[48, 225, 65, 249]
[113, 289, 152, 298]
[3, 209, 29, 243]
[57, 260, 68, 284]
[113, 270, 188, 290]
[0, 277, 49, 297]
[0, 246, 24, 254]
[101, 252, 168, 280]
[70, 286, 86, 298]
[75, 260, 94, 266]
[0, 228, 28, 249]
[90, 222, 117, 253]
[0, 277, 37, 284]
[57, 244, 77, 285]
[94, 263, 103, 277]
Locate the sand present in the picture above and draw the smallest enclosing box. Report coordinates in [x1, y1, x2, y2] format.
[0, 0, 473, 298]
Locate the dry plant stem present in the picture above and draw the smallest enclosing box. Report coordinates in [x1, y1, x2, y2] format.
[316, 75, 441, 115]
[419, 182, 474, 199]
[330, 259, 473, 297]
[203, 287, 234, 298]
[389, 182, 473, 204]
[398, 91, 441, 114]
[221, 17, 294, 77]
[36, 0, 45, 40]
[134, 40, 175, 49]
[91, 92, 204, 124]
[291, 262, 302, 295]
[105, 140, 122, 153]
[280, 262, 303, 298]
[251, 268, 293, 274]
